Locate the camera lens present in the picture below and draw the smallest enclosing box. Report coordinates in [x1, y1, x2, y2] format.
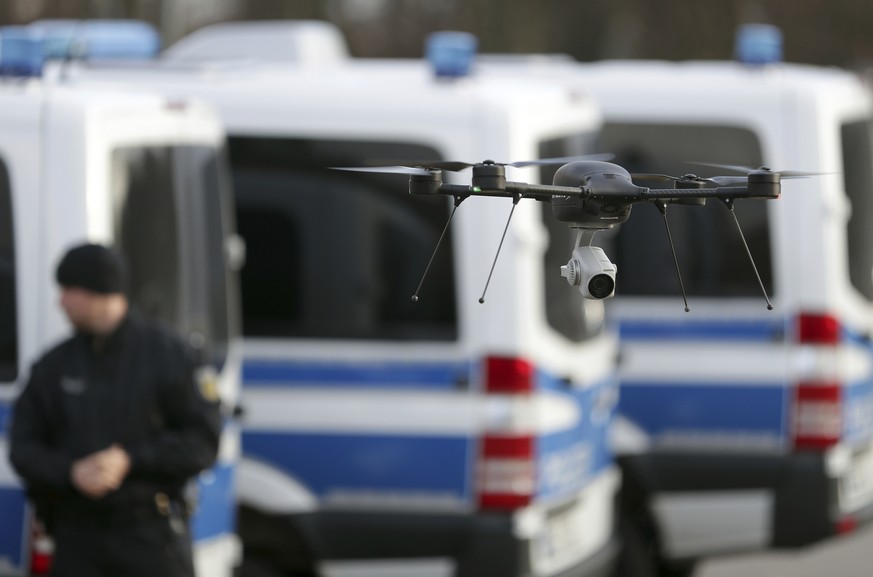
[588, 274, 615, 299]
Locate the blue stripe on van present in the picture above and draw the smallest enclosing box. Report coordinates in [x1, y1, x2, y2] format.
[844, 378, 873, 446]
[243, 432, 472, 501]
[619, 382, 788, 440]
[0, 486, 26, 569]
[190, 461, 236, 542]
[243, 360, 473, 390]
[619, 318, 787, 342]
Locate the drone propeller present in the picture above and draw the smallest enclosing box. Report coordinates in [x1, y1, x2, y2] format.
[688, 161, 827, 179]
[331, 165, 434, 176]
[351, 153, 615, 174]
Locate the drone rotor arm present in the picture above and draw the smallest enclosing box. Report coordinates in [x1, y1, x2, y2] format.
[636, 185, 779, 202]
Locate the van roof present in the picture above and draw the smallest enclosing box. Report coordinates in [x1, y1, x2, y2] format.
[66, 57, 600, 127]
[162, 20, 349, 66]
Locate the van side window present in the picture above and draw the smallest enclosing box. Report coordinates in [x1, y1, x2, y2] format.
[0, 159, 16, 381]
[595, 123, 772, 297]
[227, 137, 458, 341]
[841, 120, 873, 301]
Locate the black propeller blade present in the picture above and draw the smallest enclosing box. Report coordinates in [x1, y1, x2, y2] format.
[330, 165, 434, 176]
[355, 153, 615, 173]
[688, 161, 828, 178]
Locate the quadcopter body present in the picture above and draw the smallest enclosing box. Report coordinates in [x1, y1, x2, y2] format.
[335, 156, 806, 310]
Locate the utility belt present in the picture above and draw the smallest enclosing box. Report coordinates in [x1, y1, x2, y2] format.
[57, 492, 192, 530]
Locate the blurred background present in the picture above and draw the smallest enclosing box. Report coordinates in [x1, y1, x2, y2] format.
[2, 0, 873, 68]
[5, 2, 873, 577]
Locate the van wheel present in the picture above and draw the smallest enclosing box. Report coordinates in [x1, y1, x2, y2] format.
[613, 515, 657, 577]
[238, 506, 319, 577]
[658, 560, 697, 577]
[240, 556, 286, 577]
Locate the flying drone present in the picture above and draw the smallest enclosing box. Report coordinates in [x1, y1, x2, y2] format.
[335, 156, 817, 311]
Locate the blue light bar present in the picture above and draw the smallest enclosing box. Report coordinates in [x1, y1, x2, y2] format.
[0, 20, 160, 78]
[426, 31, 477, 79]
[734, 23, 783, 65]
[30, 20, 160, 60]
[0, 27, 48, 77]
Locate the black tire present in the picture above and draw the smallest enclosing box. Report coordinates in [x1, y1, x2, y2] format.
[239, 556, 287, 577]
[612, 515, 658, 577]
[237, 506, 318, 577]
[658, 560, 697, 577]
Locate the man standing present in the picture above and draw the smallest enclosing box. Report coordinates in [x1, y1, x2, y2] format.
[9, 242, 222, 577]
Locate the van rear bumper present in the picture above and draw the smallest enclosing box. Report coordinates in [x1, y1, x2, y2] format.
[620, 448, 873, 553]
[285, 509, 619, 577]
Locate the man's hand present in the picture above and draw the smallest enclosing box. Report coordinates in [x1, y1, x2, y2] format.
[70, 444, 131, 499]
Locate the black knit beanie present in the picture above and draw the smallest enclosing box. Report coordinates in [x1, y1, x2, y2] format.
[56, 243, 127, 295]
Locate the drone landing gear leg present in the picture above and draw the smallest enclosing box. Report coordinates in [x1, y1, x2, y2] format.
[656, 202, 691, 312]
[411, 194, 467, 303]
[722, 199, 773, 311]
[479, 194, 521, 304]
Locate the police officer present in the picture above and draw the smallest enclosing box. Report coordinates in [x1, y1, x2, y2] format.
[9, 243, 222, 577]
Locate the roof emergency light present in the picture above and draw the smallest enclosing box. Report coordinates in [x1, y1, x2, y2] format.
[734, 23, 783, 65]
[0, 27, 50, 77]
[30, 20, 160, 60]
[426, 31, 477, 79]
[0, 20, 159, 78]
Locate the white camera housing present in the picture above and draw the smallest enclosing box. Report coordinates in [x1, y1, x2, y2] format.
[561, 246, 617, 300]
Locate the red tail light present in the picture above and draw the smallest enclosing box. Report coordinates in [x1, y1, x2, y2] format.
[478, 356, 537, 510]
[484, 356, 534, 393]
[29, 520, 54, 575]
[477, 434, 535, 510]
[792, 381, 842, 450]
[797, 313, 841, 345]
[836, 515, 858, 535]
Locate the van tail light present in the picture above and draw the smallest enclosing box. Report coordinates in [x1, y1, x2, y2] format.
[836, 515, 858, 535]
[792, 313, 843, 451]
[477, 356, 536, 511]
[29, 520, 54, 575]
[791, 381, 842, 451]
[484, 355, 534, 393]
[477, 434, 535, 510]
[797, 312, 841, 345]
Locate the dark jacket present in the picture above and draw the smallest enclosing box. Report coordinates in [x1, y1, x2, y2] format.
[8, 314, 221, 525]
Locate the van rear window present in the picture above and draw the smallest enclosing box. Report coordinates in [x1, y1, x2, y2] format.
[0, 159, 16, 382]
[593, 123, 772, 298]
[112, 146, 233, 370]
[227, 137, 458, 341]
[841, 119, 873, 301]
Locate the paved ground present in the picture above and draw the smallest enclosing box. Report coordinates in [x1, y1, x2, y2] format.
[696, 523, 873, 577]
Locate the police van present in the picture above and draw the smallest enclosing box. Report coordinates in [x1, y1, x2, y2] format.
[477, 26, 873, 575]
[67, 20, 622, 577]
[0, 24, 242, 576]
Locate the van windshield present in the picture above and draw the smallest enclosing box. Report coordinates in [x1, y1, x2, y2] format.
[841, 119, 873, 301]
[227, 137, 458, 341]
[593, 123, 772, 298]
[111, 146, 234, 370]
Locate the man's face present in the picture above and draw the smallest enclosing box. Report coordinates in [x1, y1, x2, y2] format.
[59, 286, 102, 331]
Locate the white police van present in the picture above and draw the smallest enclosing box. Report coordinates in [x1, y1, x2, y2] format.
[0, 23, 242, 576]
[545, 27, 873, 576]
[65, 20, 622, 577]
